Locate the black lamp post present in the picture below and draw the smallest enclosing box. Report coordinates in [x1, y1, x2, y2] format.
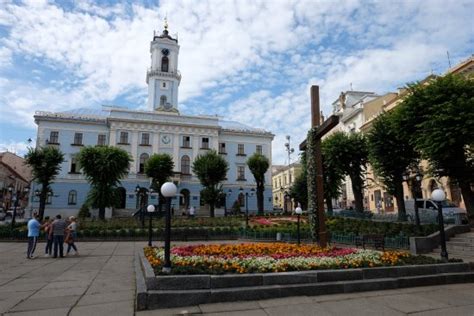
[8, 185, 15, 227]
[136, 185, 145, 227]
[432, 188, 448, 262]
[295, 204, 303, 245]
[146, 204, 155, 247]
[161, 182, 177, 273]
[240, 188, 255, 229]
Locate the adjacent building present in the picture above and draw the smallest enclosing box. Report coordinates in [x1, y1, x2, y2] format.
[360, 55, 474, 213]
[0, 152, 32, 209]
[30, 23, 274, 218]
[271, 163, 302, 212]
[323, 91, 379, 209]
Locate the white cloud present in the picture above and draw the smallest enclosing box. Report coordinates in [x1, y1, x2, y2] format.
[0, 0, 473, 164]
[0, 140, 34, 157]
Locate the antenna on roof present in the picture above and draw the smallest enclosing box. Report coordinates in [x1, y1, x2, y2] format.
[447, 51, 452, 68]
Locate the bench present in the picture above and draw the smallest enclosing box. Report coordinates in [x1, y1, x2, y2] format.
[355, 234, 385, 251]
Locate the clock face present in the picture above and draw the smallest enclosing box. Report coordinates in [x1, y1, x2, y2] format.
[161, 135, 171, 144]
[161, 48, 169, 56]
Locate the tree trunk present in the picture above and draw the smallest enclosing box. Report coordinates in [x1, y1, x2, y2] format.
[350, 174, 364, 212]
[257, 182, 264, 215]
[210, 203, 215, 217]
[99, 206, 106, 220]
[394, 180, 407, 222]
[326, 198, 333, 216]
[38, 187, 47, 221]
[459, 180, 474, 218]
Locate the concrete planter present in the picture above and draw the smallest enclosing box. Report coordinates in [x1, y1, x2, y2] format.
[135, 250, 474, 310]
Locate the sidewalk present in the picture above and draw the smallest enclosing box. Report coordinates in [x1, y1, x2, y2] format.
[1, 241, 474, 315]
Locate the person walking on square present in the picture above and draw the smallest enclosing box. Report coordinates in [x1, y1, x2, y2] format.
[189, 206, 195, 218]
[66, 216, 79, 256]
[43, 216, 53, 257]
[52, 214, 67, 258]
[26, 213, 40, 259]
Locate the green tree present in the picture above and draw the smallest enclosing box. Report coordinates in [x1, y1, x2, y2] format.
[290, 151, 308, 210]
[367, 109, 419, 221]
[145, 153, 175, 213]
[24, 146, 65, 220]
[247, 153, 270, 215]
[192, 150, 229, 217]
[321, 140, 346, 214]
[77, 146, 132, 220]
[322, 132, 369, 212]
[398, 74, 474, 216]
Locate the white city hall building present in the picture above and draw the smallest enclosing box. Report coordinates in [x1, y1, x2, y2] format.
[30, 24, 274, 218]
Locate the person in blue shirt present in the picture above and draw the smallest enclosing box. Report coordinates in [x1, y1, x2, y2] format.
[27, 213, 41, 259]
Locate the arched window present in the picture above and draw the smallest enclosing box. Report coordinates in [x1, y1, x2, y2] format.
[160, 95, 167, 106]
[238, 193, 245, 207]
[139, 153, 149, 174]
[161, 56, 169, 72]
[181, 155, 190, 175]
[68, 190, 77, 205]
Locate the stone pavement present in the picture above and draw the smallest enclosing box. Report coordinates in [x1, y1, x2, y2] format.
[1, 241, 474, 315]
[0, 241, 138, 316]
[141, 283, 474, 316]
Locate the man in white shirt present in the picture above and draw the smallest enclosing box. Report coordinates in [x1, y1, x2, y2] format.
[26, 213, 40, 259]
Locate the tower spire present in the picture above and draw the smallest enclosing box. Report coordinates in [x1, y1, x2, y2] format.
[164, 15, 168, 31]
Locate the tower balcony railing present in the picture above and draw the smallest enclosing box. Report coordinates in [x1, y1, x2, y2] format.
[146, 69, 181, 83]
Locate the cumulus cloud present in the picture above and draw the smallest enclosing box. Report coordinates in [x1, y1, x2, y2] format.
[0, 0, 473, 163]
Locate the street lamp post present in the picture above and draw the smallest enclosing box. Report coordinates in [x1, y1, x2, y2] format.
[147, 204, 155, 247]
[240, 188, 255, 229]
[432, 188, 448, 262]
[161, 182, 177, 273]
[295, 204, 303, 245]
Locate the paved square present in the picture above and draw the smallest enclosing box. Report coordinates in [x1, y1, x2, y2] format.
[1, 241, 474, 315]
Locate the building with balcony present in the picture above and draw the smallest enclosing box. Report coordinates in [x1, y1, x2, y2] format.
[30, 22, 274, 218]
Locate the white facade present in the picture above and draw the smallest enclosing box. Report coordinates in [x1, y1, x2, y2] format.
[31, 24, 274, 218]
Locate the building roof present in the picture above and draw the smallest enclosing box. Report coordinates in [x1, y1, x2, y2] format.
[36, 106, 273, 136]
[218, 120, 269, 134]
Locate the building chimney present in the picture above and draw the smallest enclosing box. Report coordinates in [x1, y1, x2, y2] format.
[339, 92, 346, 110]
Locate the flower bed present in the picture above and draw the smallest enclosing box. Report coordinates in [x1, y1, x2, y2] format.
[144, 243, 446, 275]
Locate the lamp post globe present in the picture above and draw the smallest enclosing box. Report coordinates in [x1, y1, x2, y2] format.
[431, 188, 446, 202]
[295, 206, 303, 245]
[160, 182, 177, 273]
[146, 204, 155, 247]
[431, 188, 448, 262]
[161, 182, 177, 197]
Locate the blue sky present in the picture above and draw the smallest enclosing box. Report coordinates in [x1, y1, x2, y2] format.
[0, 0, 473, 163]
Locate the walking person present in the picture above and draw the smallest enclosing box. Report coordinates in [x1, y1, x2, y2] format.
[66, 216, 79, 256]
[52, 214, 67, 258]
[26, 213, 40, 259]
[189, 206, 195, 218]
[43, 216, 53, 257]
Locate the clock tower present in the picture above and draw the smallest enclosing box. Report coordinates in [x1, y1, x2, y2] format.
[147, 19, 181, 113]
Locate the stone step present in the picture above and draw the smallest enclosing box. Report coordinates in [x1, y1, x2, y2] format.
[145, 272, 474, 309]
[449, 238, 474, 245]
[445, 244, 474, 252]
[428, 251, 474, 262]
